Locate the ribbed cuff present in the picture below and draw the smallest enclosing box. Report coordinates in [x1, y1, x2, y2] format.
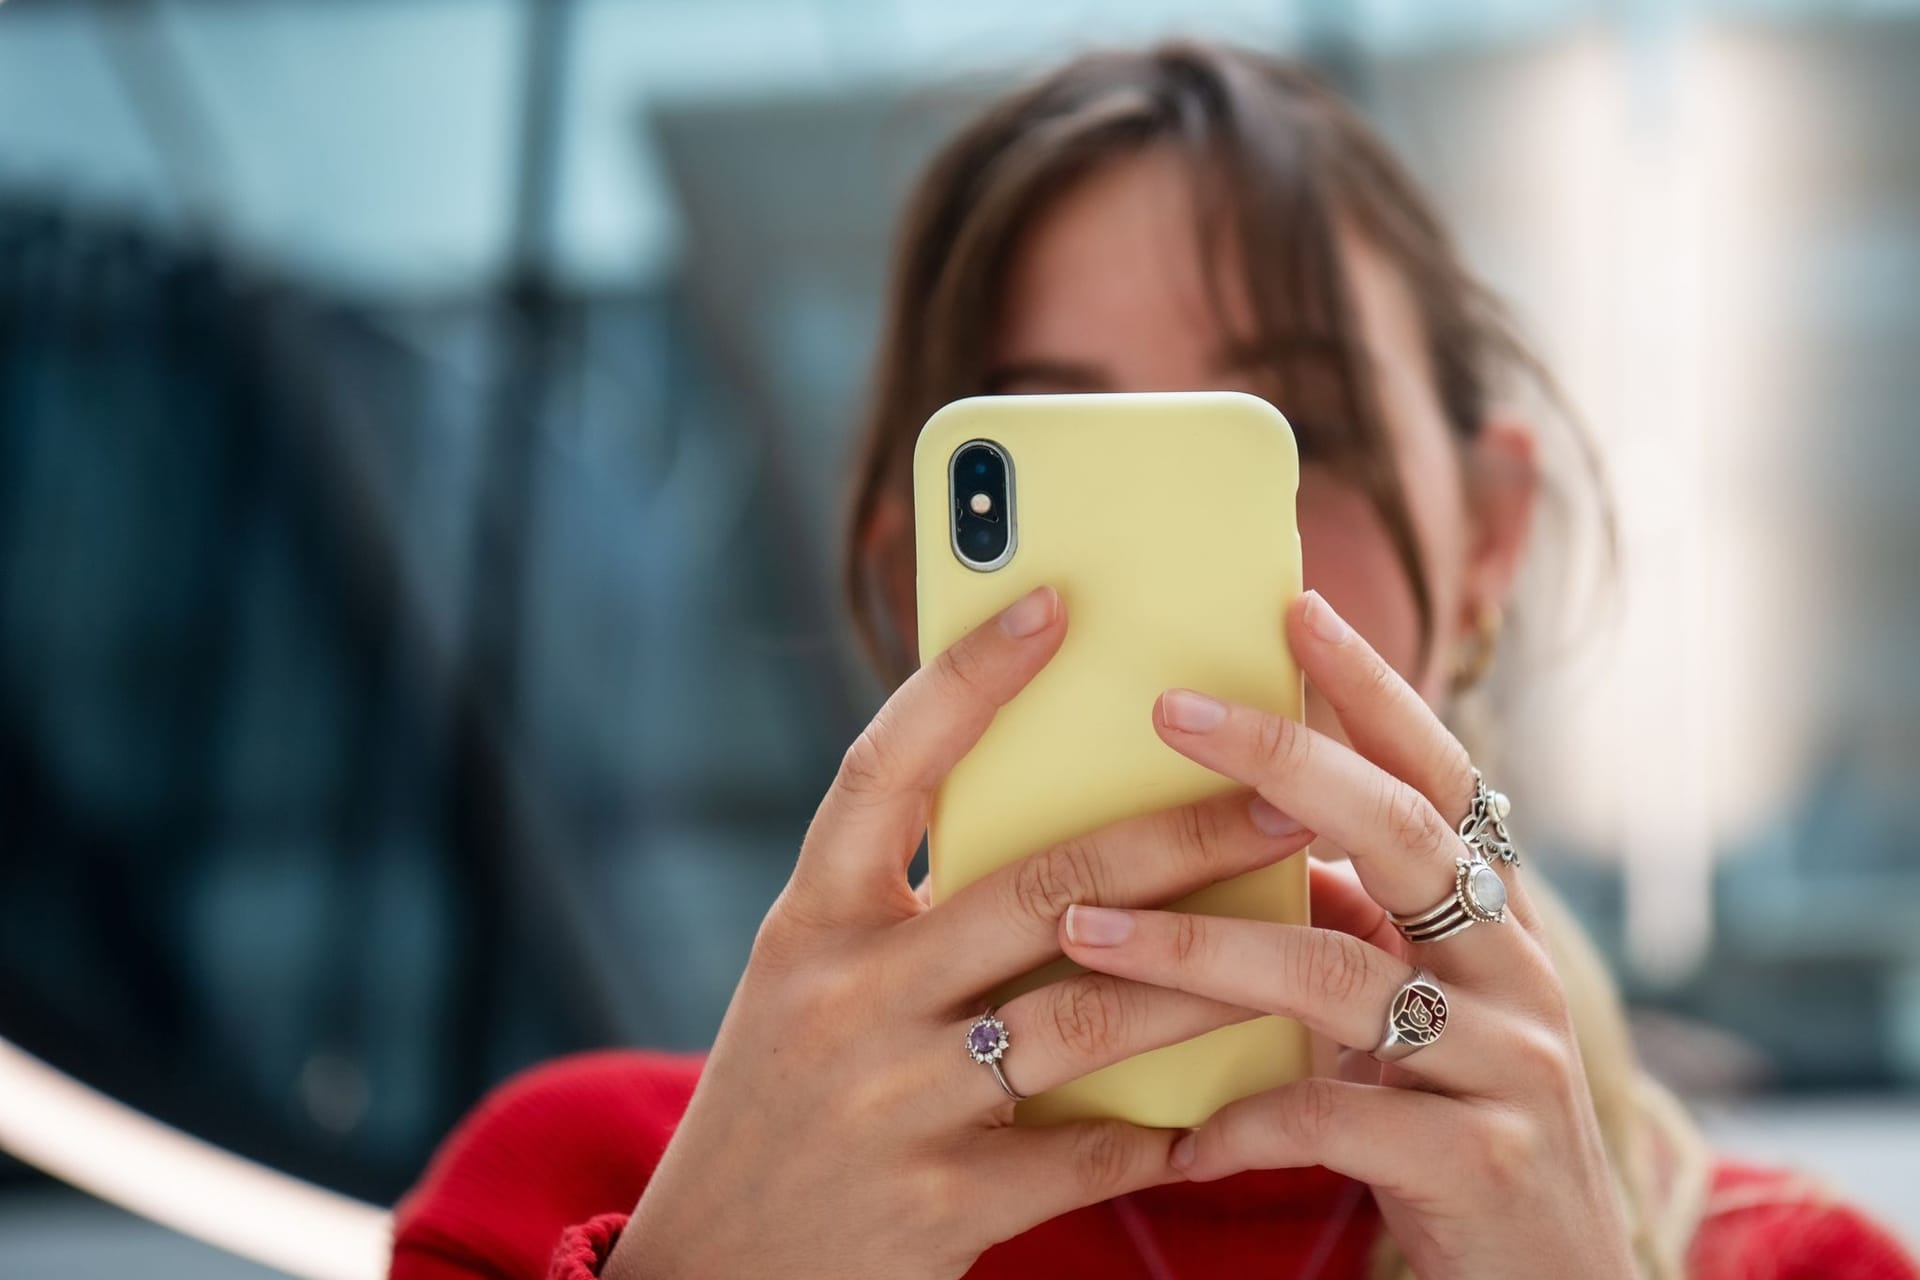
[546, 1212, 630, 1279]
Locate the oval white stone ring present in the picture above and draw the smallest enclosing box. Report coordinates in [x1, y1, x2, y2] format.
[1387, 852, 1510, 944]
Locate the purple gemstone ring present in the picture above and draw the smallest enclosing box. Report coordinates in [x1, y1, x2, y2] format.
[966, 1008, 1027, 1101]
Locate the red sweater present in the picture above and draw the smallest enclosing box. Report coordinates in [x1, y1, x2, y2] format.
[391, 1050, 1920, 1280]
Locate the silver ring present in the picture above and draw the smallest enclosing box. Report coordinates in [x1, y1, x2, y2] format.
[1459, 767, 1518, 866]
[1387, 853, 1509, 944]
[965, 1007, 1027, 1101]
[1372, 966, 1449, 1062]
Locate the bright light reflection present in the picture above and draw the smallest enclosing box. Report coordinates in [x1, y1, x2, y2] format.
[0, 1037, 389, 1280]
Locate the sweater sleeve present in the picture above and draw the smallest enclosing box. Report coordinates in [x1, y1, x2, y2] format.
[389, 1050, 706, 1280]
[1691, 1161, 1920, 1280]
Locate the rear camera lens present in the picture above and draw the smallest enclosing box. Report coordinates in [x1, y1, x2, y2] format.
[951, 440, 1012, 569]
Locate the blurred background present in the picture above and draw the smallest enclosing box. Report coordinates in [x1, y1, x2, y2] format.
[2, 0, 1918, 1275]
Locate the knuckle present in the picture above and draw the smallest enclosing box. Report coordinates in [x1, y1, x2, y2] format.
[1297, 929, 1372, 1009]
[1360, 650, 1403, 704]
[1074, 1120, 1138, 1196]
[1252, 712, 1310, 777]
[1382, 780, 1451, 863]
[1511, 1022, 1578, 1093]
[1169, 911, 1207, 968]
[1010, 838, 1104, 925]
[790, 955, 870, 1019]
[1169, 800, 1223, 870]
[1539, 969, 1578, 1033]
[748, 887, 831, 973]
[934, 632, 995, 702]
[1275, 1076, 1341, 1149]
[911, 1160, 967, 1227]
[1428, 737, 1475, 814]
[1473, 1111, 1545, 1192]
[1049, 976, 1129, 1061]
[1499, 907, 1567, 1006]
[747, 905, 803, 972]
[841, 1060, 912, 1121]
[836, 724, 896, 798]
[1522, 909, 1554, 954]
[1518, 900, 1560, 963]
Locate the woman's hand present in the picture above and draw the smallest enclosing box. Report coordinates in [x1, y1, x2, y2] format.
[607, 585, 1314, 1280]
[1059, 589, 1635, 1280]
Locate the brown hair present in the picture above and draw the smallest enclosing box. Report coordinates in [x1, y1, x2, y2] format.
[837, 42, 1708, 1280]
[842, 40, 1602, 685]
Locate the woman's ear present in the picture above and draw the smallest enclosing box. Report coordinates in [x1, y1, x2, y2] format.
[860, 489, 919, 667]
[1462, 416, 1539, 624]
[860, 489, 910, 566]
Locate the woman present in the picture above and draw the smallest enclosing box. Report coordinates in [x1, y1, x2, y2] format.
[391, 43, 1918, 1280]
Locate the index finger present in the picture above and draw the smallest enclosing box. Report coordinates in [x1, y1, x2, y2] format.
[1287, 590, 1475, 825]
[793, 584, 1065, 913]
[1287, 590, 1540, 935]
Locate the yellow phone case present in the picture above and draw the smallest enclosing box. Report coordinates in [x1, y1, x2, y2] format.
[914, 391, 1310, 1129]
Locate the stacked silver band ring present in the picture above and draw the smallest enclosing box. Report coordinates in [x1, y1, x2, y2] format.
[1387, 769, 1518, 945]
[965, 1008, 1027, 1101]
[1388, 854, 1509, 943]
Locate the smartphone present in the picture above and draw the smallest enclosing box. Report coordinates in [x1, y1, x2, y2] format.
[913, 390, 1311, 1129]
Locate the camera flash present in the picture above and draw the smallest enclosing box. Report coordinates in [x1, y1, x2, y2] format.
[969, 492, 993, 516]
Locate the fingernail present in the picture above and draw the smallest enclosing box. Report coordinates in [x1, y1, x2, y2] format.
[1161, 689, 1226, 733]
[1248, 797, 1303, 837]
[1064, 904, 1134, 947]
[998, 585, 1057, 638]
[1303, 590, 1352, 645]
[1170, 1131, 1197, 1171]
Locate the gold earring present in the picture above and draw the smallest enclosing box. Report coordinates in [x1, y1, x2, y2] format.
[1450, 604, 1502, 694]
